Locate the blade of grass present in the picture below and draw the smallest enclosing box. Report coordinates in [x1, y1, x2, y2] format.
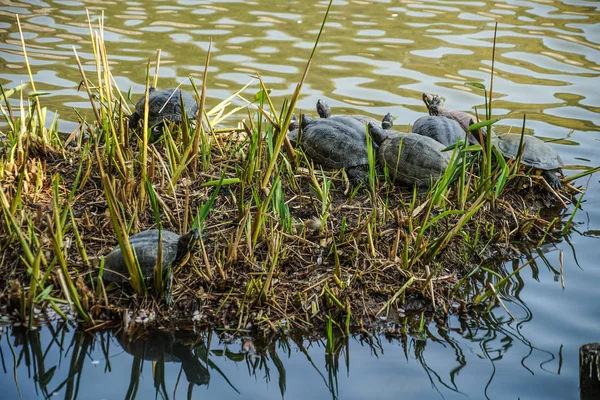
[261, 0, 333, 191]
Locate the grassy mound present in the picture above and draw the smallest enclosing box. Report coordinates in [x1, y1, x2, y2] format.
[0, 10, 593, 335]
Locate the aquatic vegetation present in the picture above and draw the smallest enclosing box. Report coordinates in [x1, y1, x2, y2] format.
[0, 8, 597, 339]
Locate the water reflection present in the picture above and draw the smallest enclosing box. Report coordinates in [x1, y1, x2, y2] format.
[0, 264, 571, 400]
[117, 330, 210, 393]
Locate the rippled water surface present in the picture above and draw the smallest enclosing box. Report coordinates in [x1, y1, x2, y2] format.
[1, 0, 599, 399]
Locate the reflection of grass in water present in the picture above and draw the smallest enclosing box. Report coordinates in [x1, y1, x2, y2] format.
[2, 311, 556, 400]
[0, 3, 598, 338]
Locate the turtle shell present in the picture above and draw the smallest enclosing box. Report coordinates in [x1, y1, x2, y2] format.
[133, 88, 198, 128]
[441, 109, 476, 133]
[300, 115, 373, 169]
[316, 99, 388, 129]
[492, 134, 563, 170]
[327, 114, 382, 129]
[423, 93, 478, 143]
[102, 230, 182, 284]
[412, 116, 466, 147]
[370, 124, 451, 188]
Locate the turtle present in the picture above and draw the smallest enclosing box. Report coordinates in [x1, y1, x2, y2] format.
[101, 228, 200, 305]
[422, 93, 479, 144]
[412, 115, 467, 147]
[490, 134, 564, 189]
[368, 122, 451, 188]
[316, 99, 392, 129]
[129, 87, 198, 133]
[298, 114, 378, 183]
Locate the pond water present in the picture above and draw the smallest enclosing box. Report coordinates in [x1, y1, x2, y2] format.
[1, 0, 599, 399]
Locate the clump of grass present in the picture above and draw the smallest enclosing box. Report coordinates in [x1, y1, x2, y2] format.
[0, 6, 598, 337]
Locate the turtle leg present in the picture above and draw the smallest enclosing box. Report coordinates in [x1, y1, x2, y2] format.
[164, 265, 174, 307]
[346, 167, 369, 185]
[542, 170, 562, 189]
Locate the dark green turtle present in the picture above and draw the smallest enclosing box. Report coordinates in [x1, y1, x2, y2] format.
[412, 115, 467, 147]
[316, 99, 391, 129]
[129, 87, 198, 132]
[101, 228, 200, 305]
[491, 134, 564, 188]
[368, 122, 451, 188]
[298, 114, 379, 183]
[422, 93, 479, 144]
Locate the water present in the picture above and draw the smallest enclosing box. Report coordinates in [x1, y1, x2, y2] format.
[1, 0, 599, 399]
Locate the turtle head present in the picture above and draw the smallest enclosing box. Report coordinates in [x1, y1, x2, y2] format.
[422, 93, 433, 108]
[176, 228, 201, 263]
[381, 113, 393, 130]
[367, 122, 388, 146]
[288, 114, 299, 132]
[423, 93, 444, 116]
[129, 113, 141, 130]
[301, 114, 314, 130]
[287, 115, 299, 146]
[316, 99, 331, 118]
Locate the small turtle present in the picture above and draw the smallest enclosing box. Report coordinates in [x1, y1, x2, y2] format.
[317, 99, 392, 129]
[129, 87, 198, 133]
[412, 115, 467, 147]
[491, 134, 564, 189]
[368, 122, 451, 188]
[298, 114, 377, 183]
[422, 93, 479, 144]
[101, 228, 200, 305]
